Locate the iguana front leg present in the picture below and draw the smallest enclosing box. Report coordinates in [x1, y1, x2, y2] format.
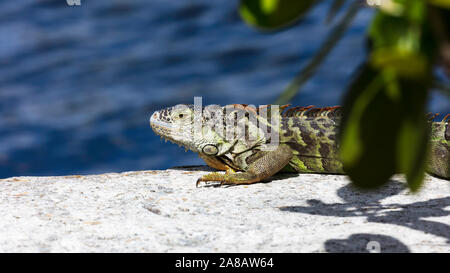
[198, 153, 236, 173]
[196, 145, 293, 186]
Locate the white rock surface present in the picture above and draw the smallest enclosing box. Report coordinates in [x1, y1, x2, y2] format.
[0, 166, 449, 252]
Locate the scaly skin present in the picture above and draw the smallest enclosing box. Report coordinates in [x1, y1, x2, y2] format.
[150, 104, 449, 186]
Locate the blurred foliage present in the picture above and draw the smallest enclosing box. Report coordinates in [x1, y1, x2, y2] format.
[239, 0, 317, 30]
[239, 0, 450, 191]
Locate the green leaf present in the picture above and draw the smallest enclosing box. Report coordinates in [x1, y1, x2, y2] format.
[395, 75, 430, 192]
[370, 50, 429, 78]
[375, 0, 427, 21]
[339, 1, 436, 191]
[369, 12, 422, 54]
[397, 119, 427, 192]
[339, 63, 430, 190]
[339, 64, 397, 189]
[368, 3, 435, 77]
[239, 0, 318, 30]
[428, 0, 450, 9]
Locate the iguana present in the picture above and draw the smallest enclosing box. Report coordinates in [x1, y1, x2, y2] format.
[150, 104, 449, 186]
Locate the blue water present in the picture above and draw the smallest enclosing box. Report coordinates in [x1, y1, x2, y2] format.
[0, 0, 448, 178]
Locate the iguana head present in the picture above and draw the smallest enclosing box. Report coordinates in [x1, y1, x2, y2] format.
[150, 104, 237, 155]
[150, 104, 274, 158]
[150, 104, 196, 151]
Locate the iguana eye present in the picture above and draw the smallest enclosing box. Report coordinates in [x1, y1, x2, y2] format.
[178, 113, 184, 118]
[202, 144, 218, 155]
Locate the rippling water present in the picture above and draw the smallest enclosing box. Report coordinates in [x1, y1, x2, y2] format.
[0, 0, 448, 178]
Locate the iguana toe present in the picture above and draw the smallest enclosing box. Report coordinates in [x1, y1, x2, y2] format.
[196, 172, 226, 187]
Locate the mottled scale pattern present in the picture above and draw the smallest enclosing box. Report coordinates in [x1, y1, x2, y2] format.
[280, 107, 344, 174]
[426, 117, 450, 179]
[150, 104, 449, 181]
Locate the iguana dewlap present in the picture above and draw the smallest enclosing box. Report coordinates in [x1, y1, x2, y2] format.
[150, 104, 450, 186]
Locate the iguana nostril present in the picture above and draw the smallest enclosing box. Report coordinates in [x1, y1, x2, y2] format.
[150, 111, 159, 125]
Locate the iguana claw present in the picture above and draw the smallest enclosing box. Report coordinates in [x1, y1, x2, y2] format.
[196, 169, 240, 187]
[196, 172, 227, 187]
[195, 179, 224, 187]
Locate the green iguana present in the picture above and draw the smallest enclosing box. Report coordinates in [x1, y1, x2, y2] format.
[150, 104, 449, 186]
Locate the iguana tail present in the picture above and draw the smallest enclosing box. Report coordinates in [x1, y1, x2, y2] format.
[427, 115, 450, 179]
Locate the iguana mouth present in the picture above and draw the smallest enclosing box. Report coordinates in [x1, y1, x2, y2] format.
[150, 111, 191, 151]
[149, 114, 171, 138]
[149, 112, 174, 130]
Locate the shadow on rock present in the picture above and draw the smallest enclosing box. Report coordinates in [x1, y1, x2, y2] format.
[279, 180, 450, 244]
[169, 165, 215, 171]
[325, 233, 410, 253]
